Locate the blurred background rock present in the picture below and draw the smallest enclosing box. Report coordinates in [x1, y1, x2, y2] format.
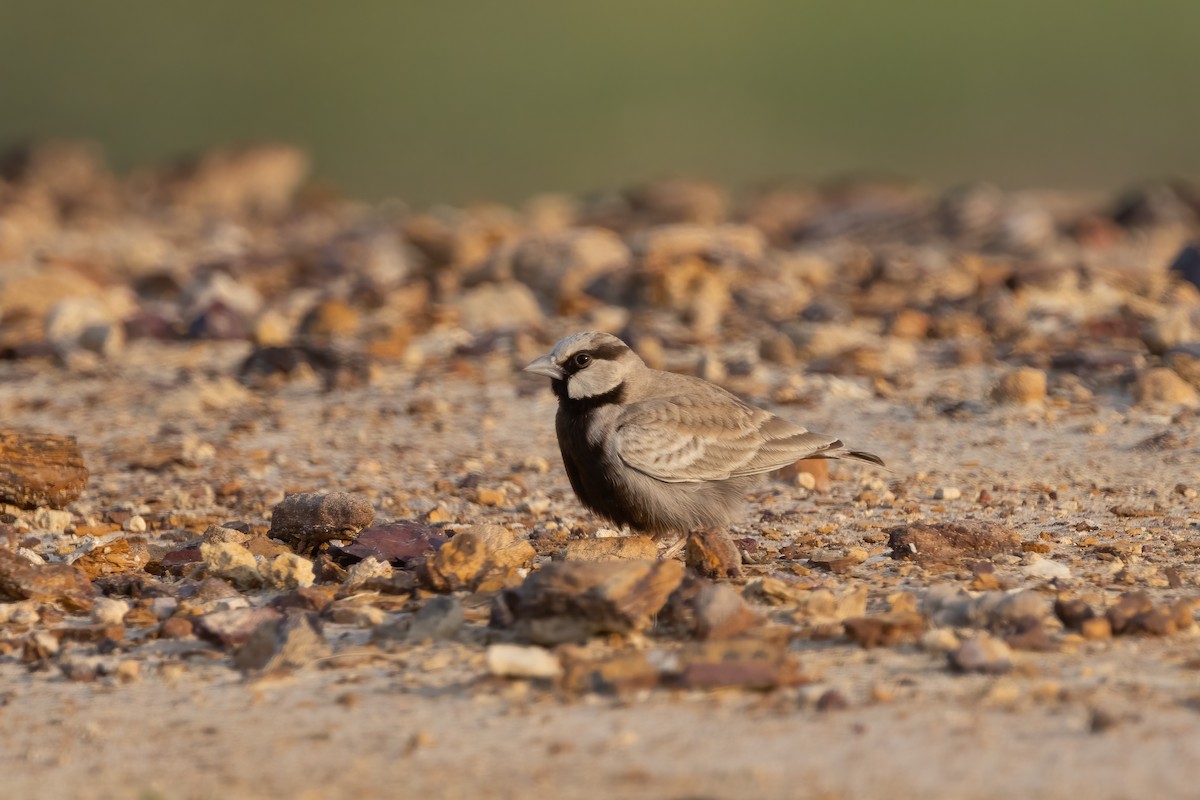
[2, 0, 1197, 204]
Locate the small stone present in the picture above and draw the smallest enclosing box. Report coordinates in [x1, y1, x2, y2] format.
[252, 309, 292, 346]
[195, 607, 283, 648]
[200, 541, 261, 590]
[889, 521, 1022, 565]
[843, 613, 925, 649]
[115, 660, 140, 683]
[343, 556, 393, 591]
[486, 644, 562, 680]
[420, 532, 490, 592]
[991, 368, 1047, 404]
[816, 689, 850, 712]
[692, 582, 763, 640]
[123, 515, 147, 533]
[45, 297, 124, 356]
[270, 586, 335, 614]
[675, 638, 804, 690]
[474, 487, 506, 507]
[333, 522, 446, 567]
[327, 603, 386, 627]
[1023, 557, 1071, 582]
[406, 596, 465, 642]
[268, 491, 375, 554]
[1134, 368, 1199, 407]
[31, 508, 73, 534]
[921, 628, 961, 653]
[454, 282, 544, 334]
[91, 597, 130, 626]
[298, 298, 361, 342]
[563, 536, 658, 562]
[559, 649, 660, 695]
[1106, 591, 1155, 635]
[1080, 617, 1113, 640]
[158, 616, 195, 639]
[74, 538, 150, 579]
[0, 549, 93, 612]
[934, 487, 961, 501]
[233, 612, 331, 672]
[261, 553, 315, 590]
[495, 559, 685, 645]
[22, 630, 59, 661]
[1054, 598, 1096, 630]
[776, 459, 831, 493]
[0, 430, 90, 510]
[950, 633, 1013, 674]
[987, 590, 1052, 631]
[685, 528, 742, 579]
[0, 600, 40, 626]
[466, 525, 536, 570]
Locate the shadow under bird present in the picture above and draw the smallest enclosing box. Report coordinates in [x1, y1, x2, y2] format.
[523, 331, 884, 558]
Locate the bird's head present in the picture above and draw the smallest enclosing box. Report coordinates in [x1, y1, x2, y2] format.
[523, 331, 643, 401]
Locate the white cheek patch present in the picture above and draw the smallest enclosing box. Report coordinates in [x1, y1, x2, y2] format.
[568, 361, 623, 399]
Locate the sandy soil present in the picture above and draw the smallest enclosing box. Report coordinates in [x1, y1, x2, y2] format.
[2, 337, 1198, 800]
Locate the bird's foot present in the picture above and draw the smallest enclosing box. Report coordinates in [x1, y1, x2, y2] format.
[658, 535, 687, 561]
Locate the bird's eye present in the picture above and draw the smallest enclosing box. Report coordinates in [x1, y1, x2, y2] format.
[572, 353, 592, 368]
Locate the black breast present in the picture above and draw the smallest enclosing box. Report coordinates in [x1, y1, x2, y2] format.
[552, 380, 647, 530]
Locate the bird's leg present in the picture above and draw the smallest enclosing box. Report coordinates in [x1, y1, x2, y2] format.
[658, 534, 687, 561]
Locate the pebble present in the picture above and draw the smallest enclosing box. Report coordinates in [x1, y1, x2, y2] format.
[486, 644, 563, 680]
[405, 596, 465, 643]
[31, 508, 73, 534]
[1134, 368, 1199, 407]
[261, 553, 316, 590]
[563, 536, 658, 562]
[199, 541, 261, 590]
[233, 612, 330, 672]
[328, 604, 386, 627]
[123, 515, 147, 533]
[991, 368, 1047, 404]
[1022, 556, 1072, 582]
[267, 491, 375, 554]
[91, 597, 130, 626]
[950, 633, 1014, 674]
[921, 628, 961, 653]
[691, 582, 762, 641]
[343, 556, 393, 590]
[934, 486, 962, 501]
[889, 521, 1021, 565]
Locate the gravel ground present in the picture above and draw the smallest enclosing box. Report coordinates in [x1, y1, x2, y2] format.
[1, 142, 1199, 798]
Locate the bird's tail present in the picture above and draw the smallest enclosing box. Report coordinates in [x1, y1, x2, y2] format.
[813, 440, 887, 468]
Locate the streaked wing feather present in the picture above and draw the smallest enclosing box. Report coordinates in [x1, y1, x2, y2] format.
[614, 395, 844, 483]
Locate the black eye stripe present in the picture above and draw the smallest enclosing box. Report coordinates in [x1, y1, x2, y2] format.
[560, 342, 630, 377]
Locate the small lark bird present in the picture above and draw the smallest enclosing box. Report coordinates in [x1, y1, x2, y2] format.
[524, 332, 883, 554]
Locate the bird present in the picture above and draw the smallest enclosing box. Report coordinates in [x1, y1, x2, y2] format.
[523, 331, 884, 560]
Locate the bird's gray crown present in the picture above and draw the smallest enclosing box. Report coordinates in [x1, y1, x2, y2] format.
[524, 331, 641, 400]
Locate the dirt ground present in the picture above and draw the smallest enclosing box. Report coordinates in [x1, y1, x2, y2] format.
[1, 148, 1199, 798]
[2, 338, 1198, 800]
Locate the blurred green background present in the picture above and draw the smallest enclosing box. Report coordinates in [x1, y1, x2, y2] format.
[1, 0, 1197, 204]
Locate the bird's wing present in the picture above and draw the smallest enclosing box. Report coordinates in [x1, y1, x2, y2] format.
[613, 394, 848, 483]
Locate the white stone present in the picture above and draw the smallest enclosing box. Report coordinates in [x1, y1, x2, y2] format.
[262, 553, 315, 590]
[486, 644, 562, 680]
[123, 515, 147, 533]
[32, 508, 73, 534]
[200, 541, 261, 589]
[1022, 557, 1072, 581]
[934, 487, 962, 501]
[343, 556, 392, 590]
[91, 597, 130, 626]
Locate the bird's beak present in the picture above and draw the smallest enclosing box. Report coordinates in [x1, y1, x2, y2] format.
[523, 354, 563, 380]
